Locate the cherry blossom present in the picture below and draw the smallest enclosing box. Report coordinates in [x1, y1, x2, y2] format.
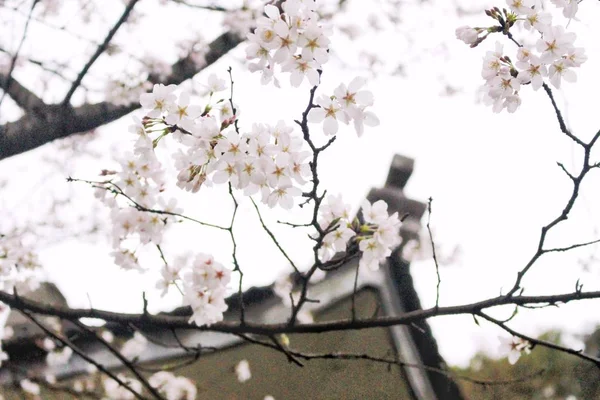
[551, 0, 578, 19]
[139, 84, 177, 118]
[455, 26, 480, 46]
[165, 92, 202, 125]
[149, 371, 197, 400]
[103, 374, 142, 399]
[121, 331, 148, 361]
[536, 25, 576, 64]
[498, 336, 532, 364]
[235, 359, 252, 382]
[506, 0, 534, 15]
[20, 379, 40, 396]
[464, 1, 587, 114]
[46, 346, 73, 367]
[308, 94, 348, 135]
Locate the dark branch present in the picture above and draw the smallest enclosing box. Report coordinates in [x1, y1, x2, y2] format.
[0, 0, 40, 109]
[0, 73, 45, 111]
[2, 289, 600, 336]
[0, 31, 243, 161]
[62, 0, 140, 105]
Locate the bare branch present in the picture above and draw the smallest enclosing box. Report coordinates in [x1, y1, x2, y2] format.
[478, 311, 600, 368]
[62, 0, 140, 105]
[426, 197, 441, 308]
[71, 320, 166, 400]
[18, 309, 147, 400]
[2, 289, 600, 337]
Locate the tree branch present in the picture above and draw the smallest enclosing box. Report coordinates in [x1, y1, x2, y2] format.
[62, 0, 140, 105]
[0, 0, 40, 110]
[0, 73, 45, 111]
[0, 31, 244, 161]
[2, 289, 600, 336]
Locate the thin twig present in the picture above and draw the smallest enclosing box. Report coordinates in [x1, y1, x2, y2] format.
[0, 0, 40, 109]
[427, 197, 441, 308]
[62, 0, 140, 105]
[71, 320, 166, 400]
[250, 197, 300, 275]
[18, 310, 146, 400]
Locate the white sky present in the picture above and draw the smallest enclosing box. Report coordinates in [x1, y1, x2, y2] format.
[2, 0, 600, 368]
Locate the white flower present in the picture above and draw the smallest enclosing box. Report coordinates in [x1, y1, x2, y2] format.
[281, 55, 320, 87]
[334, 77, 374, 110]
[46, 346, 73, 367]
[103, 374, 142, 400]
[185, 287, 228, 326]
[204, 73, 227, 94]
[235, 359, 252, 382]
[165, 92, 202, 125]
[359, 237, 391, 271]
[43, 337, 56, 351]
[548, 59, 577, 89]
[149, 371, 197, 400]
[503, 93, 522, 113]
[20, 379, 40, 395]
[536, 25, 576, 64]
[307, 95, 348, 135]
[288, 150, 311, 184]
[101, 330, 114, 343]
[121, 332, 148, 361]
[297, 22, 330, 65]
[0, 349, 8, 366]
[564, 47, 587, 67]
[111, 248, 142, 271]
[506, 0, 534, 15]
[265, 156, 292, 188]
[325, 225, 355, 251]
[488, 73, 520, 99]
[139, 84, 177, 118]
[267, 185, 302, 209]
[551, 0, 578, 19]
[272, 20, 299, 64]
[517, 55, 547, 90]
[156, 263, 183, 297]
[362, 200, 389, 225]
[523, 9, 551, 32]
[498, 336, 531, 364]
[374, 214, 401, 248]
[455, 26, 479, 45]
[348, 106, 379, 137]
[516, 47, 532, 62]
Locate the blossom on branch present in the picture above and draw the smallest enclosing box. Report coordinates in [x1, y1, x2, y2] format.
[498, 335, 532, 364]
[459, 2, 587, 112]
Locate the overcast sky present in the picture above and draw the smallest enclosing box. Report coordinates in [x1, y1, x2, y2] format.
[2, 0, 600, 367]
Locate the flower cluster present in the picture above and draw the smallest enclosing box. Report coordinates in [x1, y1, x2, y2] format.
[120, 331, 148, 361]
[498, 335, 532, 364]
[149, 371, 197, 400]
[94, 135, 181, 270]
[308, 77, 380, 136]
[317, 195, 402, 271]
[136, 81, 311, 210]
[103, 374, 142, 400]
[0, 234, 43, 294]
[178, 253, 232, 327]
[89, 0, 386, 337]
[246, 0, 329, 87]
[456, 1, 586, 113]
[223, 1, 262, 36]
